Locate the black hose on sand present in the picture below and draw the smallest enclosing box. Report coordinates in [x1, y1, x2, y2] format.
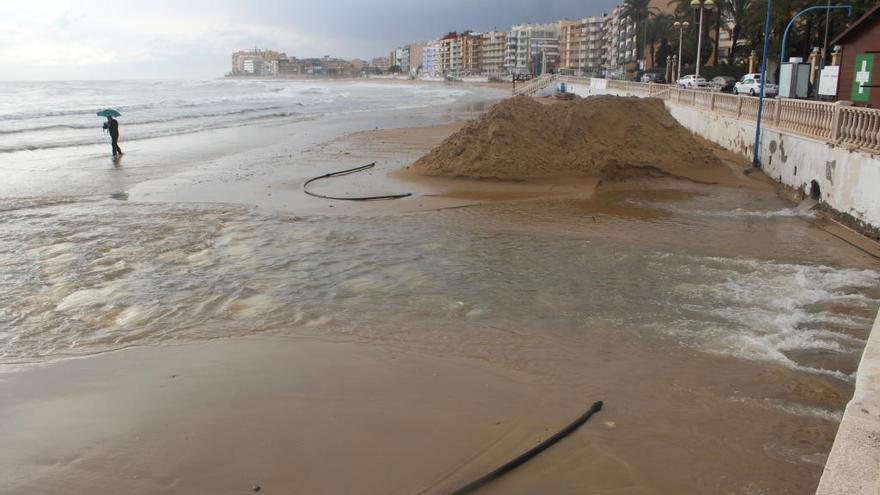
[303, 162, 412, 201]
[450, 400, 604, 495]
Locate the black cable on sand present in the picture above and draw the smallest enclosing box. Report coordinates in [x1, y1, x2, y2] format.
[303, 162, 412, 201]
[450, 400, 604, 495]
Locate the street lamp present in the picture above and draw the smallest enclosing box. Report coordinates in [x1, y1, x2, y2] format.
[671, 55, 678, 83]
[690, 0, 714, 78]
[673, 20, 689, 82]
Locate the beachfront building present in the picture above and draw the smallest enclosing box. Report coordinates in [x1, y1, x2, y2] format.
[560, 16, 607, 76]
[409, 42, 426, 74]
[603, 5, 637, 78]
[422, 41, 439, 76]
[480, 31, 508, 77]
[438, 32, 462, 76]
[278, 58, 301, 76]
[368, 57, 390, 74]
[231, 49, 288, 76]
[242, 58, 282, 76]
[506, 22, 561, 77]
[392, 46, 411, 73]
[460, 32, 484, 76]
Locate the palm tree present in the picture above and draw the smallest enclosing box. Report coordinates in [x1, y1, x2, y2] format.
[712, 0, 726, 65]
[621, 0, 660, 68]
[646, 14, 674, 69]
[723, 0, 752, 65]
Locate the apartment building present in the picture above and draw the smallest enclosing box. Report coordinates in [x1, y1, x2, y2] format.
[604, 5, 637, 77]
[480, 31, 507, 76]
[438, 32, 461, 75]
[460, 32, 484, 75]
[231, 49, 288, 75]
[369, 57, 390, 72]
[506, 22, 561, 77]
[394, 46, 411, 72]
[422, 41, 439, 76]
[560, 16, 607, 76]
[409, 43, 426, 73]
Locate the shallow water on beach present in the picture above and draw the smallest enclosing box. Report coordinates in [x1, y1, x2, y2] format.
[3, 186, 880, 494]
[1, 189, 876, 377]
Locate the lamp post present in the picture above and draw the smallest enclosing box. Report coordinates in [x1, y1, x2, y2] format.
[673, 20, 689, 82]
[691, 0, 714, 78]
[671, 55, 678, 83]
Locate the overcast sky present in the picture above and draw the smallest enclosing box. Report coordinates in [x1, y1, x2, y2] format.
[0, 0, 620, 80]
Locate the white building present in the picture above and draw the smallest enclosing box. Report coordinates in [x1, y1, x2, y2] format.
[604, 5, 637, 77]
[422, 42, 439, 76]
[394, 46, 411, 72]
[242, 58, 279, 76]
[506, 22, 561, 77]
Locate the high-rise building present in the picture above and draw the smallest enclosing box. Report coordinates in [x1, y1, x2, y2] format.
[560, 16, 607, 76]
[480, 31, 508, 76]
[438, 32, 461, 75]
[506, 22, 561, 77]
[459, 32, 483, 75]
[409, 43, 426, 73]
[393, 46, 411, 72]
[604, 5, 637, 77]
[231, 49, 288, 75]
[422, 41, 439, 76]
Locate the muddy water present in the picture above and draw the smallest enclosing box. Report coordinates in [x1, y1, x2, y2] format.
[1, 180, 878, 493]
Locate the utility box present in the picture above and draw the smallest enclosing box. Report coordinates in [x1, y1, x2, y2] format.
[779, 58, 810, 98]
[818, 65, 840, 96]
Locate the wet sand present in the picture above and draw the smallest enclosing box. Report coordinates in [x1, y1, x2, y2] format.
[2, 94, 880, 494]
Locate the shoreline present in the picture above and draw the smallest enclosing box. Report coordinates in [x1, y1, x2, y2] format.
[223, 74, 514, 91]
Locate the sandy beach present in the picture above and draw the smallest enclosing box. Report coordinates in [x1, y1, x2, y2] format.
[2, 81, 879, 494]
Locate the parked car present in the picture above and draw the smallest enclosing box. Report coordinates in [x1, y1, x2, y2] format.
[733, 75, 778, 96]
[709, 76, 736, 92]
[677, 74, 708, 88]
[640, 73, 659, 83]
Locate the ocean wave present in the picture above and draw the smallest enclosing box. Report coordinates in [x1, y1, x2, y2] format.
[0, 111, 310, 153]
[651, 253, 879, 379]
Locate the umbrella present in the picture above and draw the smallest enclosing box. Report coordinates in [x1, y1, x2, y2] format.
[96, 109, 121, 117]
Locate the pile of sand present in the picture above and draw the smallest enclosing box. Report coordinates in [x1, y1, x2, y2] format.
[409, 95, 723, 181]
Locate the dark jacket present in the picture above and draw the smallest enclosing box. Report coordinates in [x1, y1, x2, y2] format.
[103, 118, 119, 137]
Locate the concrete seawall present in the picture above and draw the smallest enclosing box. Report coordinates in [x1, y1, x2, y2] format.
[816, 310, 880, 495]
[556, 81, 880, 493]
[561, 81, 880, 234]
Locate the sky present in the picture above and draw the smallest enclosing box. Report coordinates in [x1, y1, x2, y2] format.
[0, 0, 620, 80]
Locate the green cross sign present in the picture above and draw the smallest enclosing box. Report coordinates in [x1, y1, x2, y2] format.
[852, 53, 874, 102]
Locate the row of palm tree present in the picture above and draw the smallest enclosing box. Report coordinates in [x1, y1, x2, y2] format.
[619, 0, 876, 73]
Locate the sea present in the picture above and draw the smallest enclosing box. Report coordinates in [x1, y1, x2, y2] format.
[0, 79, 479, 154]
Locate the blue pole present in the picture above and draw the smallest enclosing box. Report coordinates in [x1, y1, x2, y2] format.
[752, 0, 773, 168]
[780, 5, 853, 64]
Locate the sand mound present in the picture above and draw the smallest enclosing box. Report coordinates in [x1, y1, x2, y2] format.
[410, 95, 723, 181]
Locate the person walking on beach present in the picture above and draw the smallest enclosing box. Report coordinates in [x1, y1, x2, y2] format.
[103, 116, 123, 156]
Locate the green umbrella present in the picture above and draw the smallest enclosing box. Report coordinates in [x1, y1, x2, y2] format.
[96, 109, 121, 117]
